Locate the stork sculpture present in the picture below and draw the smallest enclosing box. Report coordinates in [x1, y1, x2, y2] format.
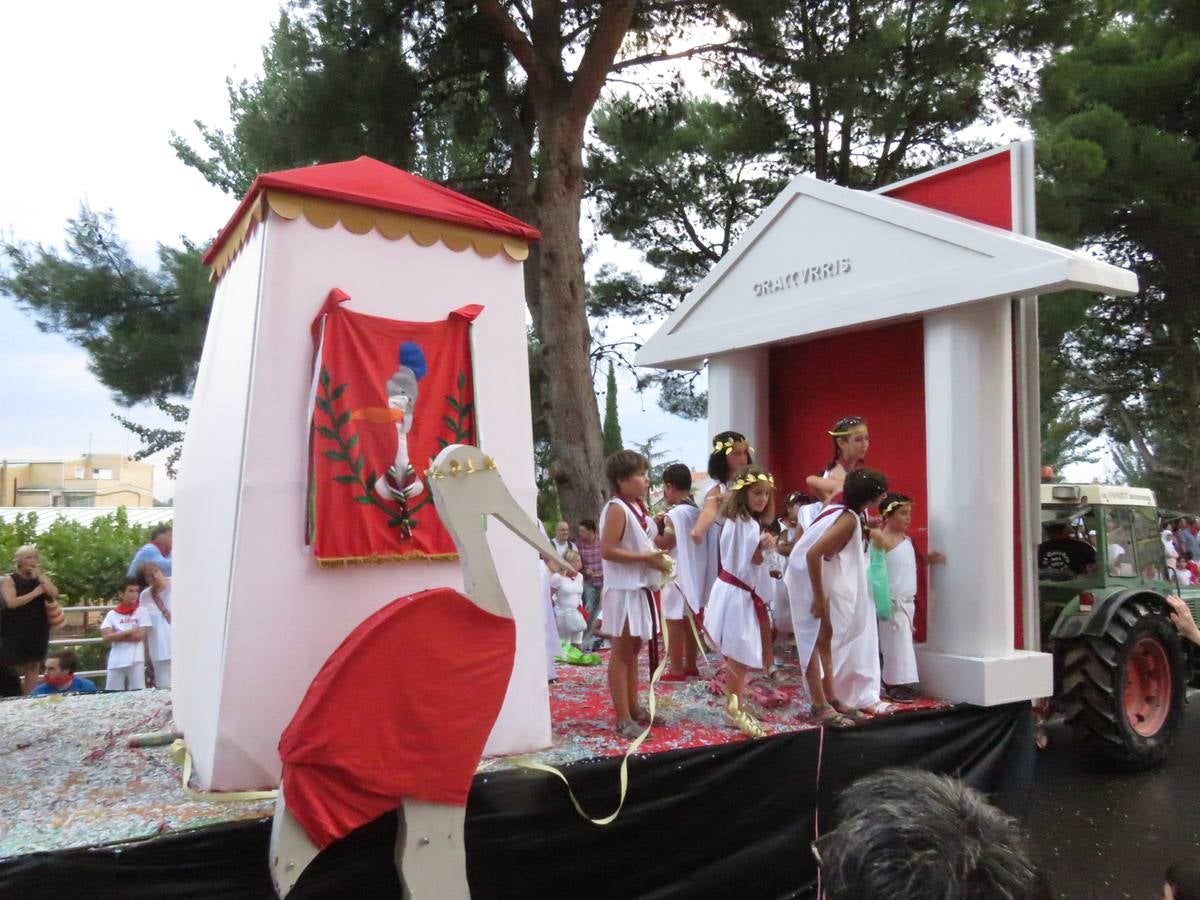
[270, 444, 570, 897]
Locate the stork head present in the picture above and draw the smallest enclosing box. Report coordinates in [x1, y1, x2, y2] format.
[428, 446, 574, 613]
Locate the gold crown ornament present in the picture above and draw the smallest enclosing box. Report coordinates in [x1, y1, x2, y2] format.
[731, 472, 775, 492]
[713, 437, 755, 455]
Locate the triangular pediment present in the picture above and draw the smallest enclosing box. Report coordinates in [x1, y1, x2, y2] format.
[636, 174, 1136, 369]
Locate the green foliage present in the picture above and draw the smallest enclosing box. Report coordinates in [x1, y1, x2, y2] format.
[602, 361, 624, 458]
[724, 0, 1100, 186]
[591, 1, 1099, 416]
[0, 206, 213, 406]
[171, 3, 523, 214]
[112, 399, 190, 479]
[1033, 0, 1200, 508]
[629, 432, 678, 491]
[0, 509, 163, 604]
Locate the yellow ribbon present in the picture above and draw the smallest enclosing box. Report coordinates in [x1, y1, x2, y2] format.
[169, 739, 279, 803]
[514, 598, 672, 826]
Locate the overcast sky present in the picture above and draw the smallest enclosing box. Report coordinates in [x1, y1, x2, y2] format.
[0, 1, 707, 501]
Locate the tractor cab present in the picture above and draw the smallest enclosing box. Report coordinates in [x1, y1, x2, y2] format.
[1039, 483, 1199, 768]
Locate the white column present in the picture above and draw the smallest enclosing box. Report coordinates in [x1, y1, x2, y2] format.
[707, 348, 770, 468]
[918, 300, 1051, 705]
[923, 298, 1014, 657]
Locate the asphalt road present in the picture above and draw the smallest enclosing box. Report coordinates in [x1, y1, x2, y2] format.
[1026, 691, 1200, 899]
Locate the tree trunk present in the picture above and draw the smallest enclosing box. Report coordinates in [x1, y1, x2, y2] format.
[477, 0, 636, 523]
[532, 119, 607, 523]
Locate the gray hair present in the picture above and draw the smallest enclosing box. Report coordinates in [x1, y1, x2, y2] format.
[819, 768, 1045, 900]
[12, 544, 37, 566]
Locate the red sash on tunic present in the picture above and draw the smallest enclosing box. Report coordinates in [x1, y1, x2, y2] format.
[716, 563, 768, 617]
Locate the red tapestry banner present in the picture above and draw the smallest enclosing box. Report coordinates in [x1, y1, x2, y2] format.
[307, 289, 481, 565]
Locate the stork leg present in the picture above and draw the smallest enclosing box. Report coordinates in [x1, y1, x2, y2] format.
[270, 783, 321, 897]
[395, 798, 469, 899]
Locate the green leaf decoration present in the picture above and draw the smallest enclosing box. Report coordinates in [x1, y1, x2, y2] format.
[334, 475, 357, 484]
[446, 396, 463, 414]
[317, 426, 337, 440]
[442, 415, 459, 432]
[457, 371, 465, 390]
[320, 368, 330, 389]
[323, 450, 348, 462]
[354, 495, 374, 504]
[330, 383, 347, 401]
[315, 398, 332, 414]
[336, 410, 351, 428]
[346, 433, 359, 449]
[352, 456, 363, 475]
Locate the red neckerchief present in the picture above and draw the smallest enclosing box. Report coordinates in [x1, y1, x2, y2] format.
[616, 495, 650, 533]
[44, 671, 73, 689]
[114, 599, 138, 616]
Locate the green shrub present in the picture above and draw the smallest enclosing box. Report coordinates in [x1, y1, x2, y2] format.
[0, 509, 170, 604]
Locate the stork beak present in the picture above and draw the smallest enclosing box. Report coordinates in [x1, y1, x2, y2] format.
[429, 445, 575, 573]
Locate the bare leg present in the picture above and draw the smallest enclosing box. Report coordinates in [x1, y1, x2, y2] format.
[396, 798, 468, 900]
[20, 662, 38, 695]
[817, 618, 836, 705]
[725, 658, 748, 705]
[626, 638, 647, 723]
[683, 618, 698, 673]
[666, 618, 686, 674]
[757, 608, 773, 674]
[805, 652, 827, 709]
[608, 631, 637, 729]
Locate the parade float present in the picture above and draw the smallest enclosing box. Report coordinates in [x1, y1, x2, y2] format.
[0, 145, 1140, 898]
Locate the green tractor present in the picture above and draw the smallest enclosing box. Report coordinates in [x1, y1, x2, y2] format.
[1041, 483, 1200, 768]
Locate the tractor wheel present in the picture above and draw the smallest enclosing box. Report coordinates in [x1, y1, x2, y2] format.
[1059, 601, 1186, 770]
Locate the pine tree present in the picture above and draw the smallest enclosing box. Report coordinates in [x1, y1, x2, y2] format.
[602, 361, 623, 458]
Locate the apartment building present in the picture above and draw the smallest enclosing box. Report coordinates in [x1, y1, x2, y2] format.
[0, 454, 155, 508]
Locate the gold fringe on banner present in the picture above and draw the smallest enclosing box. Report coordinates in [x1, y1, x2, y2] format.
[314, 552, 460, 568]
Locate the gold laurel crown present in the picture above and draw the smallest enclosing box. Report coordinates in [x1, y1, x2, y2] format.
[713, 437, 755, 455]
[426, 454, 498, 479]
[882, 498, 912, 517]
[828, 424, 867, 437]
[731, 472, 775, 491]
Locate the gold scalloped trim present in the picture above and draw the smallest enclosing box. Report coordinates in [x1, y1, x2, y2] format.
[207, 190, 531, 281]
[207, 195, 268, 282]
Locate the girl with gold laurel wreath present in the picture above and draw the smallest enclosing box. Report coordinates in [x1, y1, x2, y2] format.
[786, 468, 890, 727]
[689, 431, 753, 546]
[689, 431, 754, 631]
[806, 416, 870, 504]
[703, 465, 778, 738]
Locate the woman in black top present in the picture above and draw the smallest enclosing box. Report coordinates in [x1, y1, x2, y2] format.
[1, 545, 60, 694]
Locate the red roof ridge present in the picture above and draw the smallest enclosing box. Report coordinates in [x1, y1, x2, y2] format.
[203, 156, 540, 266]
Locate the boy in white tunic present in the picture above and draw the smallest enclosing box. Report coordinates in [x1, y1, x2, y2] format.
[786, 468, 889, 726]
[101, 578, 152, 691]
[870, 493, 946, 702]
[704, 466, 777, 737]
[654, 463, 705, 681]
[600, 450, 671, 738]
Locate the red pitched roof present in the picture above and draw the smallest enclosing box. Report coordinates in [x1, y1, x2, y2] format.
[202, 156, 540, 265]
